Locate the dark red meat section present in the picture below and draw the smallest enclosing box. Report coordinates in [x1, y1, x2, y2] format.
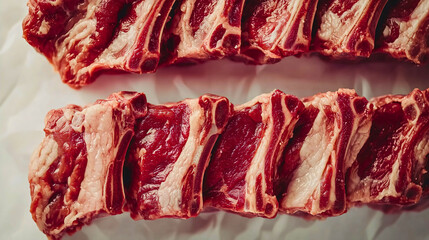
[126, 103, 191, 219]
[348, 89, 429, 206]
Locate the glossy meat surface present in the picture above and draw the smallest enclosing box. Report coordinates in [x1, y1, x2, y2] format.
[203, 90, 303, 218]
[29, 92, 147, 239]
[238, 0, 319, 64]
[126, 95, 232, 219]
[22, 0, 175, 88]
[375, 0, 429, 64]
[277, 89, 373, 216]
[160, 0, 245, 65]
[348, 89, 429, 206]
[312, 0, 388, 58]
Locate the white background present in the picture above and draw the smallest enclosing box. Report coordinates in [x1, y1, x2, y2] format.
[1, 0, 429, 239]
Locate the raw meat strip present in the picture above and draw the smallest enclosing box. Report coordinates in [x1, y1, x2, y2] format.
[160, 0, 245, 65]
[276, 89, 372, 216]
[312, 0, 388, 58]
[203, 90, 304, 218]
[22, 0, 175, 88]
[29, 92, 147, 239]
[375, 0, 429, 64]
[347, 89, 429, 206]
[237, 0, 319, 64]
[126, 95, 232, 220]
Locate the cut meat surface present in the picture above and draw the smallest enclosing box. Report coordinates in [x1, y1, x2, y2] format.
[312, 0, 388, 58]
[375, 0, 429, 64]
[347, 89, 429, 206]
[160, 0, 245, 65]
[22, 0, 175, 88]
[277, 89, 372, 216]
[126, 95, 232, 220]
[203, 90, 304, 218]
[238, 0, 319, 64]
[29, 92, 147, 239]
[28, 89, 429, 239]
[22, 0, 429, 87]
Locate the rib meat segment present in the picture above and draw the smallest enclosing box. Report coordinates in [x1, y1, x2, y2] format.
[203, 90, 304, 218]
[347, 89, 429, 206]
[29, 92, 147, 240]
[312, 0, 388, 58]
[22, 0, 175, 88]
[126, 95, 232, 220]
[160, 0, 245, 65]
[277, 89, 372, 216]
[375, 0, 429, 64]
[238, 0, 319, 64]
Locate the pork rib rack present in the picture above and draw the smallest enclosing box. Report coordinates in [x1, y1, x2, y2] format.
[203, 90, 304, 218]
[28, 89, 429, 240]
[23, 0, 429, 88]
[125, 95, 232, 220]
[29, 92, 147, 240]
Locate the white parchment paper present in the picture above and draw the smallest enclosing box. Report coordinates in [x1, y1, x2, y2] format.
[1, 1, 428, 239]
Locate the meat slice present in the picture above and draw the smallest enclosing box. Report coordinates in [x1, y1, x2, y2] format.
[22, 0, 175, 88]
[125, 95, 232, 220]
[203, 90, 304, 218]
[375, 0, 429, 64]
[312, 0, 388, 58]
[29, 92, 147, 240]
[276, 89, 372, 216]
[347, 89, 429, 207]
[237, 0, 319, 64]
[160, 0, 245, 65]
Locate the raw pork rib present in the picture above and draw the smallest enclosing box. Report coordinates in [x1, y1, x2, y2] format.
[126, 95, 232, 220]
[347, 89, 429, 206]
[160, 0, 245, 65]
[238, 0, 319, 64]
[276, 89, 372, 216]
[203, 90, 304, 218]
[312, 0, 388, 58]
[29, 92, 147, 239]
[375, 0, 429, 64]
[22, 0, 175, 88]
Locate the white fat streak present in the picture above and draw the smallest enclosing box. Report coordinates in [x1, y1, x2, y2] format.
[53, 0, 102, 73]
[29, 108, 77, 180]
[345, 102, 372, 197]
[415, 132, 429, 176]
[282, 94, 340, 213]
[238, 92, 291, 216]
[175, 0, 240, 58]
[30, 137, 59, 180]
[317, 0, 372, 51]
[344, 94, 372, 171]
[157, 98, 220, 215]
[48, 0, 64, 7]
[37, 20, 50, 35]
[97, 0, 159, 69]
[139, 128, 158, 149]
[382, 0, 429, 58]
[271, 0, 310, 51]
[240, 94, 271, 213]
[64, 104, 115, 225]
